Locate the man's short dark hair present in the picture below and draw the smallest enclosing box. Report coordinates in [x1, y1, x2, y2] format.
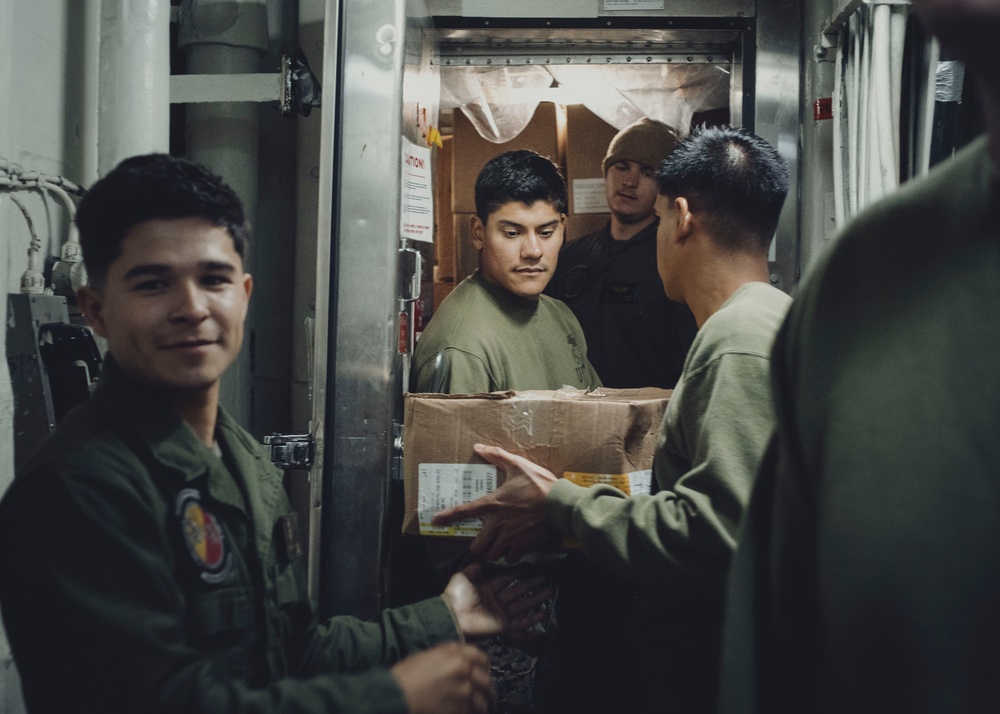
[474, 150, 568, 223]
[75, 154, 250, 289]
[656, 126, 788, 254]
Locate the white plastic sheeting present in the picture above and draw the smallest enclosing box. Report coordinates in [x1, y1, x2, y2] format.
[441, 65, 554, 142]
[442, 62, 732, 142]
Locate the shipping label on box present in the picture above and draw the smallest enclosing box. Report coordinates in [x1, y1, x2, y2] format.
[403, 388, 671, 537]
[417, 463, 497, 537]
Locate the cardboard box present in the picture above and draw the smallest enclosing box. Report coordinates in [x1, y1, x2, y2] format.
[402, 387, 671, 537]
[451, 102, 564, 214]
[434, 135, 456, 282]
[564, 104, 619, 242]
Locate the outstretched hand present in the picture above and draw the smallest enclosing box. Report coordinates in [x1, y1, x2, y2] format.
[443, 562, 556, 641]
[433, 444, 562, 562]
[391, 642, 493, 714]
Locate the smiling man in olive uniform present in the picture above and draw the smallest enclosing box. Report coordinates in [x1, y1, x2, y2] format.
[0, 154, 552, 714]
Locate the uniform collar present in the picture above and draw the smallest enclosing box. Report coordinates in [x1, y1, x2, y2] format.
[91, 356, 261, 518]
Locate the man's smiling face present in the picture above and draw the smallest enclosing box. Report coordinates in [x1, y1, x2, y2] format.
[78, 216, 253, 395]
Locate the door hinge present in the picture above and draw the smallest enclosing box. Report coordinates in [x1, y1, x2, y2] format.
[391, 422, 404, 481]
[264, 433, 316, 469]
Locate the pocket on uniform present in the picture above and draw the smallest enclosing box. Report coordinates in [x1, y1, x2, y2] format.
[187, 586, 254, 638]
[273, 560, 307, 607]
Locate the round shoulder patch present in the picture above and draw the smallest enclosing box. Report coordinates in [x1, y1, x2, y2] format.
[175, 488, 232, 584]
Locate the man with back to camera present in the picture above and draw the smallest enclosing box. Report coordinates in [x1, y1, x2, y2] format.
[719, 2, 1000, 712]
[411, 149, 601, 394]
[546, 117, 697, 389]
[0, 153, 556, 714]
[543, 118, 698, 712]
[434, 126, 793, 713]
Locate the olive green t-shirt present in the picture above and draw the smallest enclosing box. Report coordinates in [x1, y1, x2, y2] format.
[545, 281, 791, 712]
[411, 271, 602, 393]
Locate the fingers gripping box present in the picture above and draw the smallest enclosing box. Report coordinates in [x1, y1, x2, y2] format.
[402, 388, 672, 537]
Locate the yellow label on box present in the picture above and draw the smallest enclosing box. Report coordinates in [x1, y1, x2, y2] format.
[562, 470, 652, 496]
[417, 463, 497, 537]
[560, 470, 652, 549]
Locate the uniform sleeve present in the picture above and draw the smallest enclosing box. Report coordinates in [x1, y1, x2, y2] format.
[300, 597, 458, 674]
[584, 357, 603, 390]
[544, 352, 774, 584]
[411, 348, 495, 393]
[0, 465, 450, 714]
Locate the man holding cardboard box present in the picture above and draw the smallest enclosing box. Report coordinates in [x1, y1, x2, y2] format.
[409, 149, 601, 711]
[435, 126, 792, 713]
[412, 149, 601, 394]
[546, 117, 697, 389]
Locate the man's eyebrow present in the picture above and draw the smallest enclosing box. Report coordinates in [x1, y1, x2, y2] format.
[496, 219, 560, 230]
[122, 263, 170, 280]
[122, 260, 237, 280]
[202, 260, 238, 273]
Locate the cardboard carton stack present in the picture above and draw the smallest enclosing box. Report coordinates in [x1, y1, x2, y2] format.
[564, 105, 618, 242]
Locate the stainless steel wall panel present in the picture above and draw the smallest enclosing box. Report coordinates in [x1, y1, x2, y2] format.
[317, 0, 410, 619]
[754, 0, 803, 290]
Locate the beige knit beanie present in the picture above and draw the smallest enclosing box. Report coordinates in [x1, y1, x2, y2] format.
[601, 118, 678, 175]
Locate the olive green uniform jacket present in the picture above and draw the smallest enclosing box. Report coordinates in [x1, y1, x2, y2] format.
[0, 357, 458, 714]
[719, 136, 1000, 714]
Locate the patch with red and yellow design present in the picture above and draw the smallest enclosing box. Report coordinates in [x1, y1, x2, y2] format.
[175, 488, 232, 584]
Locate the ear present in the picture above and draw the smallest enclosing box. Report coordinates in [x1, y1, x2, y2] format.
[241, 273, 254, 318]
[471, 215, 485, 251]
[559, 213, 567, 244]
[673, 196, 694, 242]
[76, 285, 108, 339]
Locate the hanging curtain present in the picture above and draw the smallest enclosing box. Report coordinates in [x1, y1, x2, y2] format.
[832, 2, 912, 224]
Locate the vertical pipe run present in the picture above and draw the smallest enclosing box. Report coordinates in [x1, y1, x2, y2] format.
[81, 0, 101, 188]
[97, 0, 171, 175]
[833, 29, 846, 229]
[870, 5, 893, 202]
[179, 0, 268, 430]
[915, 38, 940, 176]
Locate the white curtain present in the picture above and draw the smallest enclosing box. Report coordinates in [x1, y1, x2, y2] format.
[833, 2, 915, 225]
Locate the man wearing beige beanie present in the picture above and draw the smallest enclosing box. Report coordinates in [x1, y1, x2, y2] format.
[546, 117, 697, 390]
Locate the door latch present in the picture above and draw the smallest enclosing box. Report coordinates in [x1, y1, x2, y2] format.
[264, 433, 315, 469]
